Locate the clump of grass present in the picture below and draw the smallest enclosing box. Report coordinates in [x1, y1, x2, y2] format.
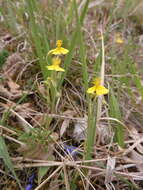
[0, 49, 9, 68]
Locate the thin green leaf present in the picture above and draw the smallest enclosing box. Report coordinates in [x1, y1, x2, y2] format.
[0, 136, 23, 190]
[109, 89, 124, 147]
[38, 166, 49, 184]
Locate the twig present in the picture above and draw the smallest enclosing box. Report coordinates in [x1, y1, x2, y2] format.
[34, 165, 63, 190]
[0, 125, 17, 135]
[63, 164, 71, 190]
[2, 134, 25, 146]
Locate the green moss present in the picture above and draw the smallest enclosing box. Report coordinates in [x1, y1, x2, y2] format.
[0, 50, 9, 67]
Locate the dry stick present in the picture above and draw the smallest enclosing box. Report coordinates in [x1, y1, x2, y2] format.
[77, 165, 104, 172]
[34, 165, 63, 190]
[12, 157, 63, 163]
[71, 158, 109, 164]
[14, 162, 106, 171]
[86, 170, 92, 190]
[123, 135, 143, 156]
[10, 109, 33, 130]
[78, 170, 87, 190]
[12, 157, 109, 164]
[46, 114, 86, 122]
[100, 117, 130, 135]
[63, 164, 71, 190]
[123, 158, 143, 164]
[96, 29, 106, 145]
[115, 171, 143, 180]
[15, 162, 63, 169]
[0, 125, 17, 135]
[75, 166, 96, 190]
[0, 97, 33, 131]
[116, 164, 136, 171]
[2, 134, 25, 146]
[0, 168, 16, 179]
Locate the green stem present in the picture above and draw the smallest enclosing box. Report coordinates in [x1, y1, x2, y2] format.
[85, 96, 97, 160]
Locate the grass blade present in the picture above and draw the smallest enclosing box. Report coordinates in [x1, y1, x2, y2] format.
[109, 89, 124, 147]
[0, 136, 23, 189]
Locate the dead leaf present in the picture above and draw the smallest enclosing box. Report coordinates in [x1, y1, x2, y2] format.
[60, 119, 70, 138]
[7, 79, 20, 91]
[2, 53, 25, 80]
[0, 84, 15, 100]
[73, 116, 87, 142]
[0, 102, 35, 132]
[105, 156, 116, 190]
[0, 79, 29, 100]
[14, 103, 37, 132]
[130, 150, 143, 172]
[0, 33, 12, 51]
[15, 103, 36, 118]
[18, 143, 54, 160]
[60, 110, 75, 137]
[128, 127, 143, 154]
[38, 83, 47, 97]
[18, 132, 58, 160]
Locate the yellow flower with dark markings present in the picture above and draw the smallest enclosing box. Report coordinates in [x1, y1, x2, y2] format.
[87, 78, 109, 96]
[48, 40, 69, 55]
[47, 57, 65, 72]
[115, 33, 124, 44]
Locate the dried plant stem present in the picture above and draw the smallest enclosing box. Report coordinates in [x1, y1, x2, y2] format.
[2, 134, 25, 146]
[34, 165, 63, 190]
[96, 29, 106, 145]
[96, 29, 105, 123]
[75, 166, 96, 190]
[63, 164, 71, 190]
[0, 125, 17, 135]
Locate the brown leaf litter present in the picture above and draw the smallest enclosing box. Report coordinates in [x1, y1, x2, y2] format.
[2, 52, 25, 80]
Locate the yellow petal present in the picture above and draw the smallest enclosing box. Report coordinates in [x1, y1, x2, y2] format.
[59, 47, 69, 55]
[48, 48, 57, 55]
[46, 65, 65, 72]
[55, 66, 65, 72]
[87, 86, 97, 94]
[48, 48, 68, 55]
[96, 85, 109, 96]
[47, 65, 55, 70]
[48, 47, 69, 55]
[115, 33, 124, 44]
[115, 37, 124, 44]
[92, 78, 101, 86]
[51, 48, 62, 55]
[56, 40, 62, 47]
[52, 57, 61, 65]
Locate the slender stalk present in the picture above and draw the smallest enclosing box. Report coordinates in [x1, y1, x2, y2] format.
[85, 97, 97, 160]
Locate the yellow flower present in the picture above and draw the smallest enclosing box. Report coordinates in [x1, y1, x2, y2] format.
[48, 40, 69, 55]
[115, 33, 124, 44]
[47, 57, 65, 72]
[87, 78, 109, 96]
[97, 33, 103, 40]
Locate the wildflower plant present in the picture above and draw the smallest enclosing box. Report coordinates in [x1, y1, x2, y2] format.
[85, 77, 109, 160]
[115, 33, 124, 44]
[46, 40, 69, 111]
